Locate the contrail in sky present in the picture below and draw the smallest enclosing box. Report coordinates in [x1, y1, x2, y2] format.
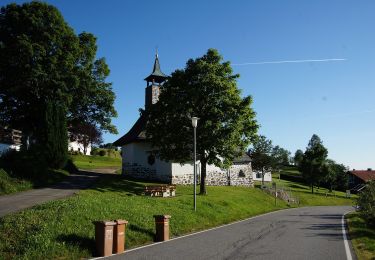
[232, 58, 347, 66]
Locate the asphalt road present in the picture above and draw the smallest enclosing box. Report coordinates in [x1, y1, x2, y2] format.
[0, 169, 114, 217]
[109, 206, 355, 260]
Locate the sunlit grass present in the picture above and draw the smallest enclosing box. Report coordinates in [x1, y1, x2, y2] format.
[70, 154, 121, 170]
[0, 175, 288, 259]
[346, 212, 375, 260]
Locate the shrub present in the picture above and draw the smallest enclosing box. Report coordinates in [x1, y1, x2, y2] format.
[98, 150, 106, 156]
[357, 181, 375, 226]
[63, 159, 79, 174]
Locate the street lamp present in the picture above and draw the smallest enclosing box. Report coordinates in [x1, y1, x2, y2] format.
[191, 117, 198, 211]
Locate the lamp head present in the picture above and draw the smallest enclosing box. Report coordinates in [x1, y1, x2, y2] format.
[191, 117, 198, 128]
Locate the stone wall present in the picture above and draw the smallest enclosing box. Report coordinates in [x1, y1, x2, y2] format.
[171, 163, 253, 187]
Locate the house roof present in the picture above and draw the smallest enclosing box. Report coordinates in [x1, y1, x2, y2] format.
[144, 54, 168, 83]
[350, 170, 375, 182]
[113, 114, 146, 146]
[233, 153, 252, 164]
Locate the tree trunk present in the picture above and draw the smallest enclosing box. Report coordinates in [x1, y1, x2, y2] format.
[199, 159, 207, 195]
[311, 183, 314, 194]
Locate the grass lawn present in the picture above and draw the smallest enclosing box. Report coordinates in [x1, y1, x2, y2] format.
[0, 168, 69, 196]
[262, 174, 355, 206]
[346, 212, 375, 260]
[70, 154, 121, 170]
[0, 172, 357, 259]
[0, 175, 290, 259]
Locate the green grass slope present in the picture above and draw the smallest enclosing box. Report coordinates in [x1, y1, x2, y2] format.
[70, 154, 121, 170]
[0, 168, 32, 195]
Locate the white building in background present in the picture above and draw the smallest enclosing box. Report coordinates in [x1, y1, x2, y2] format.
[114, 54, 254, 186]
[68, 140, 92, 155]
[252, 171, 272, 182]
[0, 128, 22, 155]
[0, 127, 91, 156]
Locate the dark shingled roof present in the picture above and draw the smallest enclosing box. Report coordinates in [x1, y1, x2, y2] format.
[233, 153, 252, 164]
[113, 114, 146, 146]
[144, 54, 167, 83]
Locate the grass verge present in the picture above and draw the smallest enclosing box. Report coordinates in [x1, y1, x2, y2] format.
[346, 212, 375, 260]
[70, 154, 121, 170]
[263, 176, 355, 206]
[0, 168, 69, 196]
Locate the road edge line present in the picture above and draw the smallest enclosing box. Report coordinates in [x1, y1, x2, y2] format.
[342, 211, 354, 260]
[91, 207, 300, 259]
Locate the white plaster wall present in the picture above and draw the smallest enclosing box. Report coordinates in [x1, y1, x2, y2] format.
[122, 142, 172, 177]
[252, 171, 272, 182]
[68, 141, 91, 155]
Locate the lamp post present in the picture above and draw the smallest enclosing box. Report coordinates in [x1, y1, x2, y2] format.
[191, 117, 198, 211]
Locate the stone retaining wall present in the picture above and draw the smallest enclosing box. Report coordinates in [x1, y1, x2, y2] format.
[123, 162, 253, 187]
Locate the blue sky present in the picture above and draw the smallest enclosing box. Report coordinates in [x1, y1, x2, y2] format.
[4, 1, 375, 169]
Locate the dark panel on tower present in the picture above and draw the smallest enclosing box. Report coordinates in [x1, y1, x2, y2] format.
[144, 53, 167, 110]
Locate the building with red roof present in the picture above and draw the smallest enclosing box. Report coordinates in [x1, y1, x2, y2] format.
[349, 169, 375, 188]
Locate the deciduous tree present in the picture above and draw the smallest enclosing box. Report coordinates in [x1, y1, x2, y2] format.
[300, 134, 328, 193]
[0, 2, 117, 168]
[146, 49, 258, 194]
[248, 135, 274, 186]
[294, 149, 304, 167]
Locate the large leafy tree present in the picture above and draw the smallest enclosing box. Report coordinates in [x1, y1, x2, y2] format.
[68, 122, 103, 155]
[146, 49, 258, 194]
[248, 135, 274, 186]
[322, 159, 349, 192]
[300, 134, 328, 193]
[0, 2, 117, 166]
[271, 145, 291, 170]
[294, 149, 304, 167]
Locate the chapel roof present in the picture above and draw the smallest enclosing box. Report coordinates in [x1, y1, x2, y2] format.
[144, 53, 168, 83]
[113, 114, 146, 146]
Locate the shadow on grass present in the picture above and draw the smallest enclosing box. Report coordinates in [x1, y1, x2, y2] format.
[92, 175, 170, 195]
[128, 223, 155, 239]
[57, 234, 95, 253]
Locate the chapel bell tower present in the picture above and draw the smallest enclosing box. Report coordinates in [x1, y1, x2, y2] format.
[144, 52, 167, 110]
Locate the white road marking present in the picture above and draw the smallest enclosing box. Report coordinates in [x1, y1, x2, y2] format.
[342, 211, 353, 260]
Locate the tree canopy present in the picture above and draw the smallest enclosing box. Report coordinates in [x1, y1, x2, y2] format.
[300, 134, 328, 193]
[294, 149, 304, 167]
[0, 2, 117, 151]
[146, 49, 258, 194]
[248, 135, 274, 186]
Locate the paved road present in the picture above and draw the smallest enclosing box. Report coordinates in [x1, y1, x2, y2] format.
[110, 206, 355, 260]
[0, 169, 114, 217]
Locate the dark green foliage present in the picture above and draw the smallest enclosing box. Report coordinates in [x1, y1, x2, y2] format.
[146, 49, 258, 194]
[0, 2, 79, 137]
[0, 168, 33, 194]
[0, 150, 68, 186]
[0, 2, 117, 165]
[300, 134, 328, 193]
[98, 150, 106, 156]
[322, 160, 349, 191]
[63, 159, 79, 174]
[294, 149, 304, 167]
[248, 135, 274, 186]
[271, 145, 291, 169]
[42, 101, 68, 169]
[357, 181, 375, 227]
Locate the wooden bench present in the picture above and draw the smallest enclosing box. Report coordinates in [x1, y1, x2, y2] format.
[145, 185, 176, 197]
